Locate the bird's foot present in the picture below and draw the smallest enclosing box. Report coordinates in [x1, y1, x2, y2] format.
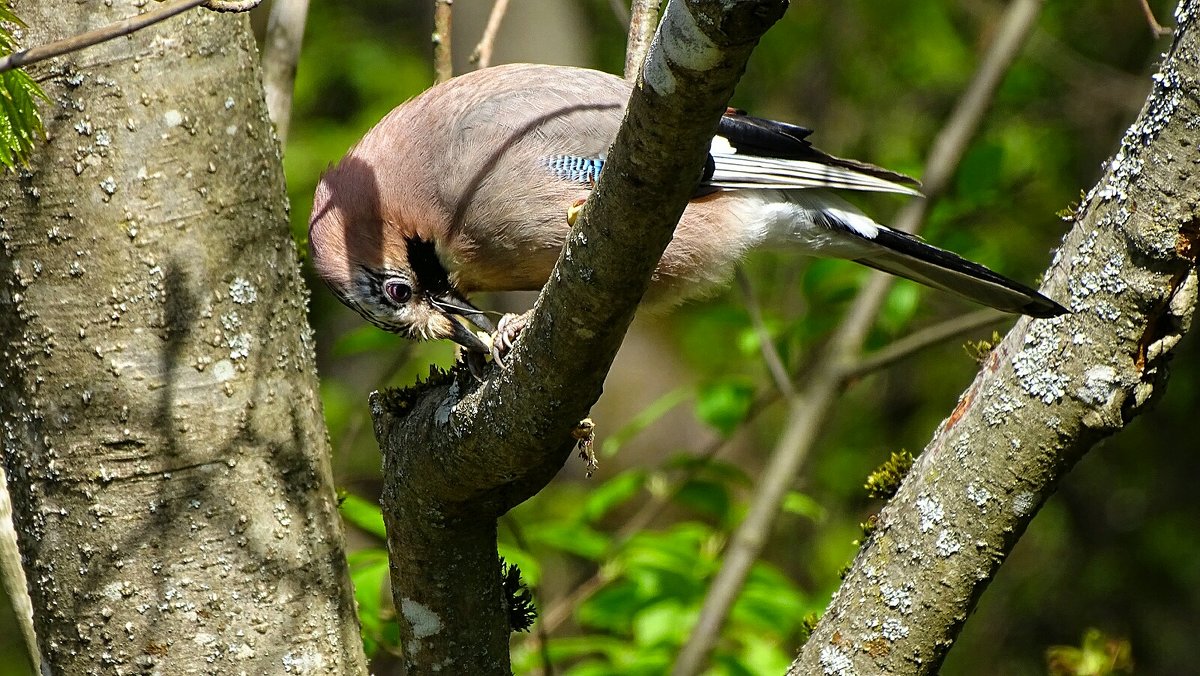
[572, 417, 597, 477]
[566, 197, 588, 226]
[491, 311, 532, 366]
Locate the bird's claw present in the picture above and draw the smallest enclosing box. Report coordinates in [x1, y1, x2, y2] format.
[490, 311, 531, 366]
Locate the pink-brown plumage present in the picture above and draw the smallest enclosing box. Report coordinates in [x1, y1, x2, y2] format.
[309, 63, 1064, 351]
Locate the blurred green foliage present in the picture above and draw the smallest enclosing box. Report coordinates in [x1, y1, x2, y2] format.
[278, 0, 1196, 673]
[1, 1, 1195, 675]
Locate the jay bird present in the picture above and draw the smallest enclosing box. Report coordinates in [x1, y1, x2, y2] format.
[309, 63, 1065, 356]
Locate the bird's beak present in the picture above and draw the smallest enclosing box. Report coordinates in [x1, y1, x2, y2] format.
[430, 289, 495, 353]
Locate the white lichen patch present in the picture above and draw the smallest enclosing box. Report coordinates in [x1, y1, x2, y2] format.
[1012, 491, 1036, 517]
[163, 109, 184, 127]
[952, 430, 973, 460]
[881, 617, 909, 641]
[1096, 60, 1181, 208]
[935, 529, 962, 557]
[1012, 321, 1069, 404]
[220, 311, 241, 333]
[966, 483, 992, 510]
[1075, 365, 1120, 407]
[281, 647, 325, 674]
[915, 494, 944, 533]
[819, 645, 854, 676]
[981, 385, 1024, 427]
[400, 598, 442, 639]
[228, 333, 251, 361]
[229, 277, 257, 304]
[880, 582, 914, 614]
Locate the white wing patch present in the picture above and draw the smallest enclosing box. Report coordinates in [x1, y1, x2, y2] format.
[708, 152, 920, 196]
[709, 135, 738, 155]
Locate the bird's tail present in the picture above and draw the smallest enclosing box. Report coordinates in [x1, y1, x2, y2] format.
[854, 227, 1066, 318]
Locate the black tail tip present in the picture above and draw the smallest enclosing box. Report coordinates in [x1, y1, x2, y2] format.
[1022, 296, 1070, 319]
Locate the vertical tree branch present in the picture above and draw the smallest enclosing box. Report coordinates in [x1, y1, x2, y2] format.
[624, 0, 661, 80]
[433, 0, 454, 83]
[672, 1, 1046, 672]
[262, 0, 311, 146]
[375, 2, 787, 673]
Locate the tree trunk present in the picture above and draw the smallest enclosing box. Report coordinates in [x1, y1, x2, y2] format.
[0, 2, 367, 673]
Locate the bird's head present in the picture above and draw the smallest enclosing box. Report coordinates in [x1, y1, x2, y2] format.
[308, 163, 493, 353]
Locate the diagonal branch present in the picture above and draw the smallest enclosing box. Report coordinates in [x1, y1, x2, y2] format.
[470, 0, 510, 69]
[370, 2, 788, 674]
[791, 1, 1200, 672]
[0, 0, 260, 74]
[672, 0, 1047, 671]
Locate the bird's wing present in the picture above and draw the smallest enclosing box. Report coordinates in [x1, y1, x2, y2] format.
[541, 109, 922, 197]
[705, 110, 921, 196]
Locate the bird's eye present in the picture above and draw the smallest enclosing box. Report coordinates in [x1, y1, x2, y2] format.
[384, 279, 412, 305]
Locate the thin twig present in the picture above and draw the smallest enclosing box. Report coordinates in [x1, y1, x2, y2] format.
[1138, 0, 1173, 37]
[844, 308, 1008, 380]
[735, 268, 796, 398]
[671, 0, 1046, 672]
[0, 0, 206, 74]
[470, 0, 510, 69]
[624, 0, 660, 80]
[432, 0, 454, 84]
[262, 0, 311, 147]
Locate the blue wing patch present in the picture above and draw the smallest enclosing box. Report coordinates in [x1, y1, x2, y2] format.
[543, 155, 605, 185]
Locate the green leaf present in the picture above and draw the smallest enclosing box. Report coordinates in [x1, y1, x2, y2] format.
[583, 469, 647, 523]
[525, 522, 611, 560]
[694, 378, 755, 435]
[0, 8, 49, 170]
[338, 492, 386, 539]
[347, 548, 393, 657]
[782, 491, 825, 522]
[663, 454, 752, 487]
[673, 478, 732, 522]
[631, 600, 694, 647]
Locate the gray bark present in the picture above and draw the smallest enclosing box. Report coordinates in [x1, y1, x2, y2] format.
[0, 2, 366, 673]
[372, 0, 787, 673]
[790, 2, 1200, 673]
